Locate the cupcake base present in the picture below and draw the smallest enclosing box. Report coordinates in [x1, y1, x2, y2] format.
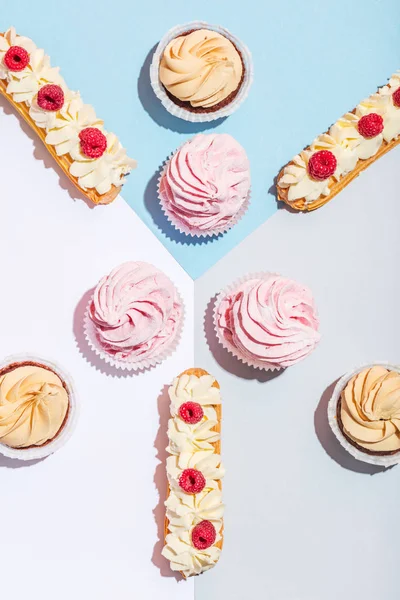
[162, 29, 246, 114]
[328, 362, 400, 467]
[150, 21, 254, 123]
[0, 354, 79, 461]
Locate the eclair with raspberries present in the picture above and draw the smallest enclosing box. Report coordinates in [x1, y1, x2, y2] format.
[162, 368, 224, 578]
[0, 27, 136, 205]
[277, 70, 400, 211]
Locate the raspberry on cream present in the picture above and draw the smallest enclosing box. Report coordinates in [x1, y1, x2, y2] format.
[340, 366, 400, 454]
[159, 133, 250, 236]
[277, 69, 400, 210]
[163, 370, 224, 578]
[0, 364, 68, 449]
[0, 27, 136, 204]
[0, 27, 36, 80]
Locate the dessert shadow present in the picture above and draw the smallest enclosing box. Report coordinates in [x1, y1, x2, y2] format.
[204, 294, 283, 383]
[137, 45, 226, 135]
[314, 380, 393, 475]
[0, 454, 46, 469]
[0, 94, 94, 209]
[151, 384, 182, 581]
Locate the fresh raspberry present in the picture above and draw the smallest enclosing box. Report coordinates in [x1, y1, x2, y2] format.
[179, 469, 206, 494]
[357, 113, 384, 138]
[37, 84, 65, 111]
[178, 401, 204, 424]
[79, 127, 107, 159]
[191, 521, 216, 550]
[308, 150, 337, 181]
[393, 88, 400, 108]
[4, 46, 30, 71]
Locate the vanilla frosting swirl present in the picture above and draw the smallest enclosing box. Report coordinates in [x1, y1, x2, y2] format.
[340, 366, 400, 453]
[163, 372, 224, 578]
[278, 150, 333, 204]
[0, 364, 68, 448]
[163, 531, 222, 578]
[0, 28, 136, 195]
[160, 133, 250, 233]
[278, 70, 400, 206]
[167, 452, 225, 489]
[217, 274, 320, 368]
[169, 372, 221, 416]
[89, 262, 182, 363]
[166, 483, 224, 532]
[45, 92, 102, 152]
[330, 112, 383, 160]
[167, 417, 219, 454]
[159, 29, 243, 108]
[70, 132, 137, 195]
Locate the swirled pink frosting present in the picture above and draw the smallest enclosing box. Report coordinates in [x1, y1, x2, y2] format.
[216, 274, 320, 369]
[89, 262, 182, 362]
[159, 133, 250, 234]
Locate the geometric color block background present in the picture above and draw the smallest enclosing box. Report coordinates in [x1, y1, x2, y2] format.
[1, 1, 399, 277]
[1, 3, 400, 600]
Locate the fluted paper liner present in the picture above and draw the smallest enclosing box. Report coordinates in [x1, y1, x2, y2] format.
[157, 146, 250, 238]
[150, 21, 254, 123]
[328, 362, 400, 467]
[213, 272, 284, 372]
[84, 290, 185, 372]
[0, 354, 79, 461]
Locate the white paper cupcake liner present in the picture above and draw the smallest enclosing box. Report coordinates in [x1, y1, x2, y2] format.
[328, 362, 400, 467]
[213, 272, 283, 372]
[157, 147, 250, 238]
[83, 290, 185, 372]
[150, 21, 254, 123]
[0, 354, 79, 461]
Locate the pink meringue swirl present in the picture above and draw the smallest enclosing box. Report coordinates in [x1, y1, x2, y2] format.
[216, 273, 320, 369]
[159, 133, 250, 235]
[88, 262, 182, 363]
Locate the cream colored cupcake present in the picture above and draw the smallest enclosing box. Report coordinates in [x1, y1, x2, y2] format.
[0, 355, 78, 460]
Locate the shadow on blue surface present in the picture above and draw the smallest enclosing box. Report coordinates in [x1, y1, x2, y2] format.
[137, 44, 227, 135]
[143, 165, 222, 246]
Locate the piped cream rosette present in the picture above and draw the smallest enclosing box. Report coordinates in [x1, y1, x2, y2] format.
[162, 369, 224, 578]
[328, 362, 400, 467]
[277, 70, 400, 211]
[0, 27, 136, 204]
[0, 354, 79, 461]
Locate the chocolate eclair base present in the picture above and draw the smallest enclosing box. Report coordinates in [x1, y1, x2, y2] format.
[161, 29, 245, 114]
[0, 361, 70, 450]
[336, 396, 400, 457]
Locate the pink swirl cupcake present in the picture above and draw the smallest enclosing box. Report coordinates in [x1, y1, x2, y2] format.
[159, 133, 250, 237]
[214, 273, 320, 370]
[84, 262, 184, 371]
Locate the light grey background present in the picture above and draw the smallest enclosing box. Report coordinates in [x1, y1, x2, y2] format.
[194, 146, 400, 600]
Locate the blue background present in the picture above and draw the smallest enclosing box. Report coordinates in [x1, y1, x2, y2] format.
[1, 1, 399, 278]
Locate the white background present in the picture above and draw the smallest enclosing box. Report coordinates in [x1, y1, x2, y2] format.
[195, 146, 400, 600]
[0, 96, 194, 600]
[2, 86, 400, 600]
